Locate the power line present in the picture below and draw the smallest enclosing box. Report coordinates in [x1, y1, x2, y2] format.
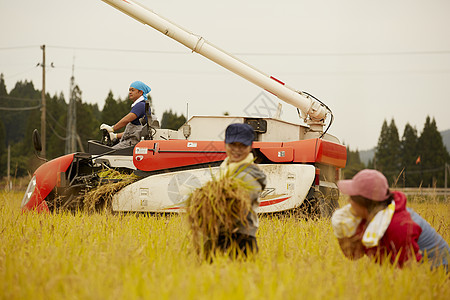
[0, 46, 39, 50]
[237, 50, 450, 57]
[2, 67, 40, 80]
[0, 95, 40, 102]
[47, 111, 68, 131]
[48, 64, 450, 76]
[0, 104, 41, 111]
[46, 118, 68, 141]
[2, 44, 450, 56]
[2, 45, 450, 77]
[49, 45, 185, 55]
[46, 45, 450, 57]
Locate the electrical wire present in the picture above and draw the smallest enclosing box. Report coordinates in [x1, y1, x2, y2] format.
[46, 118, 68, 141]
[0, 95, 40, 102]
[48, 45, 185, 55]
[0, 104, 41, 111]
[236, 50, 450, 57]
[46, 111, 68, 131]
[2, 66, 40, 79]
[42, 45, 450, 57]
[0, 46, 39, 50]
[4, 44, 448, 57]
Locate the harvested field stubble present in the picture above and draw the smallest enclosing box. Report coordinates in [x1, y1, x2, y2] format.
[1, 191, 449, 300]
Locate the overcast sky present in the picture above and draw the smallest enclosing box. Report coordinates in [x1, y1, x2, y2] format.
[1, 0, 449, 150]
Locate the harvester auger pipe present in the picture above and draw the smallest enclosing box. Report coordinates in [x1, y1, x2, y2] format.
[100, 0, 329, 130]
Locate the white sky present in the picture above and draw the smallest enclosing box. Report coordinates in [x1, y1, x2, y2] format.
[1, 0, 449, 150]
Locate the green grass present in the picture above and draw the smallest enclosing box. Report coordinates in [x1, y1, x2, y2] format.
[1, 191, 449, 300]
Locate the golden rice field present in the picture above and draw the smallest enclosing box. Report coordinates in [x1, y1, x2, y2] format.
[1, 191, 449, 300]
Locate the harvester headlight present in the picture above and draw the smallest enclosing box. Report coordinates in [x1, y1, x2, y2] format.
[21, 175, 37, 208]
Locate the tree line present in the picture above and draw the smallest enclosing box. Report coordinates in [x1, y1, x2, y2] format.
[344, 118, 450, 188]
[0, 75, 185, 178]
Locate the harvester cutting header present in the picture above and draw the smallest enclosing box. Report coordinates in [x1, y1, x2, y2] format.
[21, 0, 346, 216]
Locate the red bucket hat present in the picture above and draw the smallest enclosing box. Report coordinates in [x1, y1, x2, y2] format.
[337, 169, 390, 201]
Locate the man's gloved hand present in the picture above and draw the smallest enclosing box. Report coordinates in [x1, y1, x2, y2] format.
[100, 124, 114, 132]
[109, 132, 118, 142]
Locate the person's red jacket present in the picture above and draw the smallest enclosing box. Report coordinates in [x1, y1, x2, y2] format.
[357, 191, 422, 267]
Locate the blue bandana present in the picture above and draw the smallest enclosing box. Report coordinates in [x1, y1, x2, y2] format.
[130, 81, 151, 99]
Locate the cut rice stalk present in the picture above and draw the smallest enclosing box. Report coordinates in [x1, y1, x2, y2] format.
[186, 173, 253, 258]
[82, 170, 137, 213]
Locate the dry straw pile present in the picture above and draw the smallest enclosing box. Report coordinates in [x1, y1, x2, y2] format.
[186, 172, 252, 258]
[82, 169, 137, 213]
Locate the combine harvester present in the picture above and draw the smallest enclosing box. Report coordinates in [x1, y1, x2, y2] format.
[21, 0, 346, 216]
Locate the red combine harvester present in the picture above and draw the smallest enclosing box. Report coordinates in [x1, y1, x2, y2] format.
[21, 0, 346, 216]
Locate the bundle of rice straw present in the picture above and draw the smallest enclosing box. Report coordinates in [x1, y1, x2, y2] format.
[186, 172, 252, 258]
[82, 169, 137, 213]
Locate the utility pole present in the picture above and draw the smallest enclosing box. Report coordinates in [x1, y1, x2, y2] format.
[65, 61, 77, 154]
[40, 45, 46, 158]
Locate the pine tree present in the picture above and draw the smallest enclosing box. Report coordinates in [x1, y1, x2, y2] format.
[101, 91, 128, 126]
[387, 119, 402, 182]
[375, 120, 389, 171]
[400, 123, 420, 187]
[2, 80, 40, 145]
[75, 86, 100, 149]
[3, 79, 42, 176]
[161, 109, 186, 130]
[417, 116, 450, 187]
[45, 92, 68, 159]
[375, 119, 401, 185]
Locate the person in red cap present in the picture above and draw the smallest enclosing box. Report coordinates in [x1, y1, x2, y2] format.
[332, 169, 449, 270]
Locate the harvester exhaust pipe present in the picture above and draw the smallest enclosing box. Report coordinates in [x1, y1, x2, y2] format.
[100, 0, 328, 130]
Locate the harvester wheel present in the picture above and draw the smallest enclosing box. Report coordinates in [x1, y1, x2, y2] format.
[316, 188, 340, 218]
[297, 187, 340, 219]
[295, 193, 321, 219]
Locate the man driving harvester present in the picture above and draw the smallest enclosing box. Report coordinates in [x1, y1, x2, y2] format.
[100, 80, 152, 149]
